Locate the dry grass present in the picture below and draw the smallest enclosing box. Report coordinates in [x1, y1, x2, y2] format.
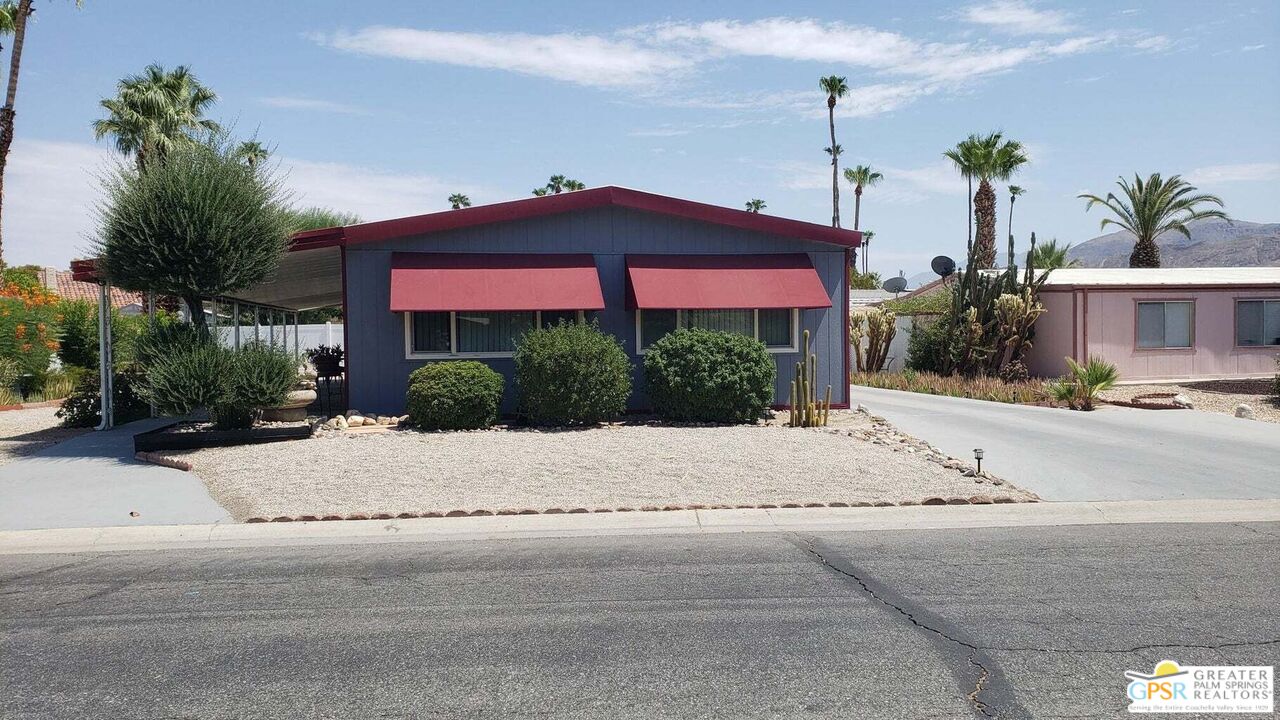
[851, 370, 1046, 404]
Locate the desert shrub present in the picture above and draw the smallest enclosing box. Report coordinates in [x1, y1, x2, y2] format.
[57, 300, 161, 370]
[644, 328, 776, 423]
[514, 321, 631, 425]
[905, 317, 949, 373]
[211, 343, 298, 430]
[0, 356, 18, 405]
[56, 369, 151, 428]
[0, 276, 59, 381]
[133, 321, 209, 370]
[139, 342, 229, 416]
[851, 369, 1045, 404]
[1048, 356, 1119, 411]
[40, 370, 77, 401]
[406, 361, 505, 430]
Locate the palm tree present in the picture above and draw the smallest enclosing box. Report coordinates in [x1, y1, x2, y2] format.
[744, 199, 766, 213]
[843, 165, 882, 232]
[234, 140, 269, 169]
[819, 75, 849, 227]
[532, 187, 549, 197]
[1027, 238, 1079, 269]
[93, 64, 221, 169]
[860, 230, 875, 275]
[546, 174, 567, 194]
[964, 132, 1028, 268]
[1007, 185, 1025, 253]
[944, 134, 982, 256]
[448, 193, 471, 210]
[1079, 174, 1227, 268]
[564, 179, 585, 191]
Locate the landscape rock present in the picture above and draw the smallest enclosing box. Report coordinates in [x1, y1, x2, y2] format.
[347, 415, 366, 427]
[377, 415, 392, 425]
[345, 410, 362, 418]
[1234, 403, 1255, 420]
[1171, 394, 1194, 409]
[332, 415, 348, 430]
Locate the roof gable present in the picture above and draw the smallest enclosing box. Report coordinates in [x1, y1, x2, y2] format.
[292, 186, 861, 251]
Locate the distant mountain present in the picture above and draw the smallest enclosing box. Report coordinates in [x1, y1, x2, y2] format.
[1066, 218, 1280, 268]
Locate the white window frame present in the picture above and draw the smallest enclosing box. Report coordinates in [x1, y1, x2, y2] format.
[634, 308, 801, 355]
[404, 310, 585, 360]
[1234, 298, 1280, 348]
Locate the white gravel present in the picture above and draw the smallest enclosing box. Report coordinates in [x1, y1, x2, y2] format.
[0, 407, 87, 467]
[180, 414, 1033, 521]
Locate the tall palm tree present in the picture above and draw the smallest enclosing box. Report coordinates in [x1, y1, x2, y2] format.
[1027, 239, 1079, 269]
[964, 132, 1028, 268]
[564, 179, 585, 191]
[92, 64, 221, 169]
[819, 75, 849, 228]
[532, 187, 549, 197]
[843, 165, 882, 232]
[860, 230, 875, 274]
[944, 134, 982, 256]
[1079, 174, 1227, 268]
[546, 174, 567, 194]
[744, 199, 766, 213]
[234, 140, 269, 169]
[1007, 185, 1025, 254]
[448, 193, 471, 209]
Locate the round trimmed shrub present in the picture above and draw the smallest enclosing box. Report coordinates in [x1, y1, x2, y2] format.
[407, 361, 505, 430]
[212, 343, 299, 430]
[643, 328, 776, 424]
[514, 320, 632, 426]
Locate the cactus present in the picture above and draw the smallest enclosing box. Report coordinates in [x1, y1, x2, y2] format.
[788, 329, 831, 427]
[851, 308, 897, 372]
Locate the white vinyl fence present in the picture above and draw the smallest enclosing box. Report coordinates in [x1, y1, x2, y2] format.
[213, 323, 343, 356]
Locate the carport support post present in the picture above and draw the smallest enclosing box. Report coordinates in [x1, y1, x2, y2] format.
[146, 291, 156, 418]
[268, 310, 275, 349]
[253, 305, 260, 343]
[232, 301, 241, 350]
[95, 281, 114, 431]
[292, 311, 300, 360]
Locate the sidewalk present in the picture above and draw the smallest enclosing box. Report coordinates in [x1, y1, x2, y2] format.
[3, 498, 1276, 555]
[0, 418, 232, 531]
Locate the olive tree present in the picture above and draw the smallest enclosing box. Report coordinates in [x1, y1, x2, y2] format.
[95, 135, 291, 331]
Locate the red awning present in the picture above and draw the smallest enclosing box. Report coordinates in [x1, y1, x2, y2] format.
[626, 254, 832, 310]
[390, 253, 605, 312]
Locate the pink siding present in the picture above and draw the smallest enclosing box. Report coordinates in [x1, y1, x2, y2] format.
[1026, 287, 1280, 381]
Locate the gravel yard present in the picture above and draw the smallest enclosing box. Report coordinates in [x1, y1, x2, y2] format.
[1101, 379, 1279, 424]
[0, 407, 86, 467]
[179, 412, 1034, 521]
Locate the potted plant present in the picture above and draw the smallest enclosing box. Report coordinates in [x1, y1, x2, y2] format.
[308, 344, 344, 377]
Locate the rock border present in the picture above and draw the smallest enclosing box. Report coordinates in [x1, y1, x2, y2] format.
[133, 451, 193, 472]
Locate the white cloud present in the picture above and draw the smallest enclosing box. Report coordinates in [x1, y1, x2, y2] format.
[1187, 162, 1280, 184]
[281, 157, 492, 220]
[317, 27, 691, 87]
[259, 96, 370, 115]
[1241, 44, 1266, 52]
[2, 139, 111, 267]
[960, 1, 1076, 35]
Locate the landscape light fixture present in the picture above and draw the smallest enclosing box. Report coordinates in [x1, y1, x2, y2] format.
[974, 448, 984, 474]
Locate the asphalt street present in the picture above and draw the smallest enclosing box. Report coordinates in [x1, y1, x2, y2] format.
[2, 522, 1277, 719]
[850, 386, 1280, 501]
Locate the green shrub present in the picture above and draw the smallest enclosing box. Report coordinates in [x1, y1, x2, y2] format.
[1053, 356, 1120, 411]
[40, 370, 77, 400]
[643, 328, 776, 423]
[140, 342, 229, 416]
[905, 316, 950, 373]
[134, 320, 209, 370]
[406, 361, 505, 430]
[211, 343, 298, 430]
[56, 369, 151, 428]
[0, 357, 18, 405]
[514, 321, 631, 425]
[57, 300, 162, 371]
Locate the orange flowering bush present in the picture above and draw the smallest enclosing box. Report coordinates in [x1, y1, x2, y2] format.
[0, 279, 61, 380]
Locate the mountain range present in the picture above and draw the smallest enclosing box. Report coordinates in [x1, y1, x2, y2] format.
[1065, 218, 1280, 268]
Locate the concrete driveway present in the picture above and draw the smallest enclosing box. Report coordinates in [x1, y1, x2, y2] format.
[850, 386, 1280, 501]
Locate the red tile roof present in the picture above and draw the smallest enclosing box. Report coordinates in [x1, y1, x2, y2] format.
[41, 267, 143, 308]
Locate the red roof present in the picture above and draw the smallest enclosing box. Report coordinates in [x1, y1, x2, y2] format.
[625, 254, 832, 310]
[42, 266, 142, 308]
[293, 186, 861, 251]
[389, 253, 605, 312]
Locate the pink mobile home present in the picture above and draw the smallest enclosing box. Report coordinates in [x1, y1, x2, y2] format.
[1026, 268, 1280, 382]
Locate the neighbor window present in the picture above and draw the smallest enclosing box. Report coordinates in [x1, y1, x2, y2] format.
[1136, 301, 1193, 349]
[406, 310, 585, 357]
[1235, 299, 1280, 347]
[636, 308, 798, 352]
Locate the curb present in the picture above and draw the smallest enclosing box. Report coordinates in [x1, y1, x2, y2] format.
[242, 495, 1037, 523]
[134, 451, 193, 472]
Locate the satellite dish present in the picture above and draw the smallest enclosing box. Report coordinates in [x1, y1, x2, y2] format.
[882, 276, 908, 294]
[931, 255, 957, 278]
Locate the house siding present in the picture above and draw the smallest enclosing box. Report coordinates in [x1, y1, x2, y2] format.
[1026, 286, 1280, 381]
[344, 206, 848, 416]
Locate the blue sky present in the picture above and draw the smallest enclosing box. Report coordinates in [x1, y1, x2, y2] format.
[5, 0, 1278, 278]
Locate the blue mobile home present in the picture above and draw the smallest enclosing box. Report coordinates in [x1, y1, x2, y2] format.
[282, 186, 860, 416]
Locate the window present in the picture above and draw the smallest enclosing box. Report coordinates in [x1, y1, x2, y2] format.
[1236, 299, 1280, 347]
[1136, 301, 1193, 349]
[406, 310, 584, 358]
[636, 308, 798, 352]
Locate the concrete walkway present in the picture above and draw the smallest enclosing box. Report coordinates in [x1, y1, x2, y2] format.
[0, 419, 231, 531]
[851, 386, 1280, 501]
